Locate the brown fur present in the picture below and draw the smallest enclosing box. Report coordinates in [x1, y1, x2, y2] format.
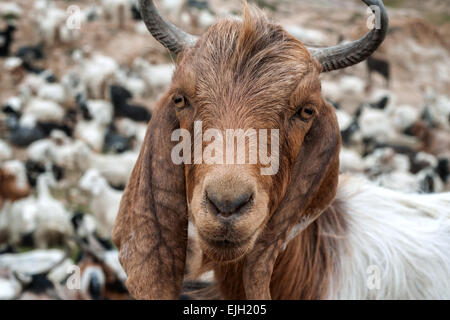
[211, 200, 347, 300]
[77, 255, 131, 300]
[0, 167, 31, 209]
[112, 90, 189, 299]
[113, 4, 344, 299]
[407, 120, 450, 157]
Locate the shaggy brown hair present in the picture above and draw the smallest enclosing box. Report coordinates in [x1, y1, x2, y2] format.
[113, 4, 343, 300]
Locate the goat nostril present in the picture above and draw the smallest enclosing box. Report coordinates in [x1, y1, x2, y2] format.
[206, 191, 253, 218]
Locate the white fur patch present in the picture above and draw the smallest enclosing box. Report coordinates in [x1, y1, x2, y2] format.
[327, 176, 450, 299]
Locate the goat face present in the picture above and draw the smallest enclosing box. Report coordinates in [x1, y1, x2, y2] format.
[113, 0, 387, 300]
[170, 15, 332, 262]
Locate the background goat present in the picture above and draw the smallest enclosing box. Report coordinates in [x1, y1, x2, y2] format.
[111, 0, 450, 299]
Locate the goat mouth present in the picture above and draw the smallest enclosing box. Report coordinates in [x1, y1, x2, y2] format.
[206, 238, 249, 249]
[199, 233, 251, 249]
[199, 236, 253, 262]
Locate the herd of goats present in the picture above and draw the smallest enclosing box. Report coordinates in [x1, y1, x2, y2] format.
[0, 0, 449, 300]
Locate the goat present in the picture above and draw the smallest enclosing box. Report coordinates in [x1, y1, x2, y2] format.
[110, 85, 151, 122]
[0, 248, 70, 299]
[25, 160, 63, 188]
[115, 117, 148, 149]
[0, 2, 22, 20]
[112, 0, 450, 299]
[131, 0, 142, 21]
[0, 160, 31, 209]
[15, 42, 45, 61]
[366, 55, 390, 86]
[5, 114, 46, 147]
[104, 124, 133, 154]
[74, 144, 138, 188]
[0, 139, 13, 161]
[100, 0, 133, 29]
[23, 98, 65, 123]
[131, 58, 175, 93]
[75, 250, 129, 300]
[405, 120, 450, 158]
[75, 52, 119, 99]
[0, 24, 16, 57]
[79, 169, 123, 239]
[33, 0, 80, 46]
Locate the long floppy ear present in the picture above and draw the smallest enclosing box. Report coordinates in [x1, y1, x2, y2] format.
[112, 93, 188, 300]
[243, 100, 341, 299]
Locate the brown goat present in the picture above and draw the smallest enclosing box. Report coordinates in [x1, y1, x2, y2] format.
[0, 164, 31, 209]
[113, 0, 389, 299]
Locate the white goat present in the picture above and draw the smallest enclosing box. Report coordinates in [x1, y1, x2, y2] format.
[101, 0, 135, 28]
[33, 0, 80, 46]
[74, 52, 119, 99]
[79, 169, 123, 239]
[23, 98, 65, 123]
[74, 120, 107, 153]
[33, 173, 73, 248]
[0, 173, 73, 248]
[71, 143, 138, 187]
[0, 139, 13, 161]
[132, 58, 174, 94]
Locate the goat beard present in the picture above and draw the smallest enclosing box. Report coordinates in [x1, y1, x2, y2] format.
[196, 226, 262, 263]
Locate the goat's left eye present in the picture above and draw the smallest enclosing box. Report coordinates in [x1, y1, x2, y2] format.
[173, 95, 188, 109]
[296, 105, 316, 121]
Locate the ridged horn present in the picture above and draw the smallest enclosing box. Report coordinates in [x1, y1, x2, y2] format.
[139, 0, 198, 54]
[309, 0, 389, 72]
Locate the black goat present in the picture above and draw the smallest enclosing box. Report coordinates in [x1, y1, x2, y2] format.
[131, 3, 142, 20]
[22, 60, 45, 74]
[25, 160, 63, 187]
[5, 108, 75, 146]
[104, 124, 133, 154]
[370, 96, 389, 110]
[367, 55, 390, 85]
[75, 93, 93, 120]
[436, 158, 449, 183]
[187, 0, 210, 10]
[0, 24, 16, 57]
[340, 120, 359, 146]
[6, 114, 46, 147]
[36, 120, 74, 138]
[15, 42, 45, 61]
[110, 85, 151, 122]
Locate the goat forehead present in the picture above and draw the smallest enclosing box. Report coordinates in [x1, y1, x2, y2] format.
[183, 19, 312, 124]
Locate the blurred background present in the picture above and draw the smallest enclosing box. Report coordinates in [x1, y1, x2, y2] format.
[0, 0, 449, 300]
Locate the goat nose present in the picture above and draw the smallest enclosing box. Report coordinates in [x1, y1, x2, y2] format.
[206, 189, 253, 219]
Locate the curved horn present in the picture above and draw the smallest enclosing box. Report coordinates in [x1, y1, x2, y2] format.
[309, 0, 389, 72]
[139, 0, 198, 54]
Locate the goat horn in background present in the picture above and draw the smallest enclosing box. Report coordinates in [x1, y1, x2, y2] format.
[309, 0, 389, 72]
[139, 0, 198, 54]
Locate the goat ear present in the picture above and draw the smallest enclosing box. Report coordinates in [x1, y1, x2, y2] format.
[243, 101, 341, 299]
[288, 103, 341, 220]
[112, 94, 188, 300]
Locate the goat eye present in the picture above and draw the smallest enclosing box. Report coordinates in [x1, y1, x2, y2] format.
[173, 95, 187, 109]
[296, 105, 316, 121]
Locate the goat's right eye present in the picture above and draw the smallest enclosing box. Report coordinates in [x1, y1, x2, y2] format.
[295, 105, 317, 121]
[173, 95, 187, 109]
